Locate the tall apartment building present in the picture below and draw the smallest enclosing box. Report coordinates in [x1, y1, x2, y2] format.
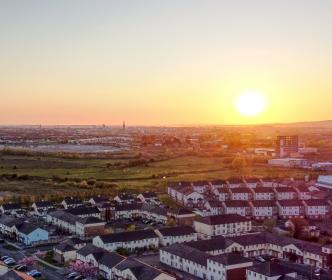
[276, 135, 299, 158]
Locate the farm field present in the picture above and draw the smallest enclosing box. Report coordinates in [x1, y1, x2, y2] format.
[0, 154, 323, 199]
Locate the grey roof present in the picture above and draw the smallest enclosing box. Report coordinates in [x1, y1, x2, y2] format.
[210, 179, 227, 185]
[229, 232, 324, 256]
[66, 206, 100, 216]
[157, 226, 195, 237]
[54, 241, 76, 252]
[114, 258, 163, 280]
[0, 215, 24, 227]
[141, 204, 167, 216]
[277, 200, 303, 207]
[99, 252, 126, 269]
[248, 263, 295, 277]
[303, 199, 329, 206]
[139, 191, 157, 198]
[186, 237, 234, 252]
[168, 208, 194, 216]
[210, 253, 252, 266]
[274, 186, 296, 193]
[90, 196, 109, 203]
[206, 200, 224, 208]
[161, 243, 210, 266]
[99, 230, 158, 244]
[49, 210, 79, 225]
[195, 214, 248, 225]
[16, 223, 46, 235]
[76, 244, 105, 257]
[115, 203, 142, 211]
[77, 216, 104, 225]
[63, 197, 82, 205]
[223, 200, 250, 208]
[1, 203, 22, 210]
[34, 201, 54, 208]
[253, 187, 274, 193]
[230, 187, 252, 193]
[117, 193, 135, 200]
[251, 200, 276, 207]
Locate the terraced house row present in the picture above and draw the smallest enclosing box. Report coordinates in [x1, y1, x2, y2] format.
[204, 198, 331, 220]
[168, 179, 331, 220]
[160, 231, 332, 280]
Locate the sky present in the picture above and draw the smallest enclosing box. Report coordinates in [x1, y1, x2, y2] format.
[1, 0, 332, 126]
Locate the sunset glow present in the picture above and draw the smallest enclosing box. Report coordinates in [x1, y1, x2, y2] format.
[235, 92, 268, 117]
[1, 1, 332, 125]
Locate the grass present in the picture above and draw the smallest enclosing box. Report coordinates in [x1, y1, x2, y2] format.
[0, 154, 322, 198]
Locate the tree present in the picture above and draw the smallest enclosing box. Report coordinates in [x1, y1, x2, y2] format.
[19, 256, 37, 266]
[231, 156, 247, 170]
[69, 260, 98, 279]
[287, 218, 309, 238]
[127, 224, 136, 231]
[166, 218, 176, 227]
[262, 218, 276, 232]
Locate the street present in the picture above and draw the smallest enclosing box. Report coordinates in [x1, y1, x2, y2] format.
[0, 243, 64, 280]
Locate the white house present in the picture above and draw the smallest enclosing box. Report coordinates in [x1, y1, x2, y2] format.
[194, 214, 252, 238]
[114, 193, 135, 204]
[252, 187, 275, 200]
[274, 186, 297, 200]
[113, 257, 176, 280]
[294, 186, 312, 200]
[113, 203, 142, 219]
[212, 187, 230, 202]
[302, 199, 330, 219]
[160, 244, 209, 279]
[0, 203, 23, 216]
[229, 187, 253, 201]
[93, 230, 159, 252]
[31, 201, 54, 216]
[246, 263, 297, 280]
[222, 201, 251, 217]
[155, 226, 197, 246]
[204, 200, 224, 215]
[276, 200, 304, 219]
[61, 197, 83, 209]
[137, 191, 159, 204]
[14, 223, 49, 245]
[53, 238, 86, 264]
[249, 201, 277, 220]
[160, 243, 253, 280]
[88, 196, 109, 205]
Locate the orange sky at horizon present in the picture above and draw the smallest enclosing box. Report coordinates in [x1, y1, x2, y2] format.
[1, 1, 332, 126]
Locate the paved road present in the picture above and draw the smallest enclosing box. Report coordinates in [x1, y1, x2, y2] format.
[0, 244, 64, 280]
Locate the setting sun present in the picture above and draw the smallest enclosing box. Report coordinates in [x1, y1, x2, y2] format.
[235, 91, 268, 117]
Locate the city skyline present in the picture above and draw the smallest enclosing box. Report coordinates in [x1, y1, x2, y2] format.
[1, 0, 332, 125]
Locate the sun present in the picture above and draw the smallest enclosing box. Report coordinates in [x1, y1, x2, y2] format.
[235, 91, 268, 117]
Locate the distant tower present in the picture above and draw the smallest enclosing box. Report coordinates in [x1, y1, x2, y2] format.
[123, 121, 126, 129]
[276, 135, 299, 158]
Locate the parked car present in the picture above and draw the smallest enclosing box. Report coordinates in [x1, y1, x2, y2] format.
[255, 256, 266, 263]
[314, 268, 321, 277]
[27, 269, 42, 277]
[4, 258, 16, 266]
[14, 264, 27, 271]
[67, 272, 79, 279]
[1, 256, 11, 261]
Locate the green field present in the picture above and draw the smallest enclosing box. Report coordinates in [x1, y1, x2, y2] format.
[0, 154, 322, 200]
